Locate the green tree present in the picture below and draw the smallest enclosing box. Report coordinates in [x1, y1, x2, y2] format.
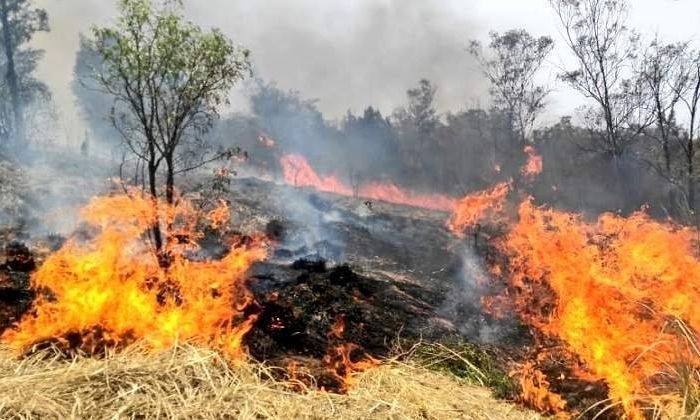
[90, 0, 251, 255]
[0, 0, 48, 146]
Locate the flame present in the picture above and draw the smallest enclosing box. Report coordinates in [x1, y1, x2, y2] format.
[280, 154, 456, 211]
[1, 192, 267, 361]
[447, 181, 511, 235]
[323, 313, 377, 391]
[207, 199, 230, 230]
[515, 362, 568, 415]
[329, 314, 346, 339]
[489, 199, 700, 418]
[323, 343, 379, 392]
[359, 182, 456, 212]
[521, 146, 543, 179]
[280, 154, 353, 195]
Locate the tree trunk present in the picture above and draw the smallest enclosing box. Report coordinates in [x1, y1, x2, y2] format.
[147, 158, 164, 254]
[0, 0, 23, 147]
[165, 155, 175, 206]
[689, 135, 696, 216]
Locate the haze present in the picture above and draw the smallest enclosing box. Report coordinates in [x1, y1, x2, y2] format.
[33, 0, 700, 140]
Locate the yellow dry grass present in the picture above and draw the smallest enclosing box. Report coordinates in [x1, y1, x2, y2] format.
[0, 344, 540, 420]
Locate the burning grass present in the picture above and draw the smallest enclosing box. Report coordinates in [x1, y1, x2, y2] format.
[0, 343, 540, 420]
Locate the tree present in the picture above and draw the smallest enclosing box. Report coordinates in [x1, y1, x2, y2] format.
[0, 0, 48, 146]
[468, 29, 554, 144]
[90, 0, 251, 256]
[392, 79, 441, 184]
[675, 48, 700, 215]
[551, 0, 653, 210]
[639, 38, 688, 176]
[342, 106, 398, 185]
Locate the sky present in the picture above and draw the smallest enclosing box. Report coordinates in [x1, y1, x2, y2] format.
[31, 0, 700, 141]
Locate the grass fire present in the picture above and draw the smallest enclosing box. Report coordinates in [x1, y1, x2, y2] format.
[1, 0, 700, 419]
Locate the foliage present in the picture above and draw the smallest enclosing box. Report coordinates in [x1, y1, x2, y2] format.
[407, 339, 518, 400]
[0, 0, 49, 145]
[90, 0, 251, 251]
[469, 29, 554, 144]
[551, 0, 652, 158]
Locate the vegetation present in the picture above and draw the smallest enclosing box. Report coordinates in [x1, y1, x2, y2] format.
[405, 339, 518, 400]
[0, 0, 48, 147]
[468, 29, 554, 145]
[88, 0, 251, 255]
[0, 344, 540, 419]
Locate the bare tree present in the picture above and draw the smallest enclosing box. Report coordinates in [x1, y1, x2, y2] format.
[469, 29, 554, 145]
[639, 37, 689, 175]
[551, 0, 654, 209]
[676, 49, 700, 214]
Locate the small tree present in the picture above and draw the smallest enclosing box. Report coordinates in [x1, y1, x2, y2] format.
[0, 0, 48, 146]
[639, 38, 689, 176]
[91, 0, 251, 255]
[468, 29, 554, 145]
[392, 79, 440, 184]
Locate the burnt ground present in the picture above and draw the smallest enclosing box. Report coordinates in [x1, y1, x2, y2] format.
[0, 175, 609, 415]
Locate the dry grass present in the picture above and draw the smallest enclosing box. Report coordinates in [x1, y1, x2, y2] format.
[0, 344, 541, 420]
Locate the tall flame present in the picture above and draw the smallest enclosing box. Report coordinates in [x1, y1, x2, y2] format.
[488, 199, 700, 417]
[1, 193, 267, 360]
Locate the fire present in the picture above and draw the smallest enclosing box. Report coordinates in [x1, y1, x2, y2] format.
[323, 343, 379, 392]
[1, 193, 267, 360]
[521, 146, 543, 179]
[207, 199, 230, 230]
[329, 314, 346, 339]
[488, 199, 700, 417]
[447, 181, 511, 235]
[323, 313, 378, 391]
[515, 362, 568, 415]
[280, 154, 353, 196]
[280, 154, 456, 211]
[359, 182, 456, 212]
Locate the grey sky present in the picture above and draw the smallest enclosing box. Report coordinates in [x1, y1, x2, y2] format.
[32, 0, 700, 140]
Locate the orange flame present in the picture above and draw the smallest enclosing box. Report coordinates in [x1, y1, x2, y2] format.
[280, 154, 456, 211]
[1, 193, 267, 361]
[280, 154, 353, 195]
[515, 362, 568, 415]
[447, 182, 511, 235]
[329, 314, 346, 339]
[323, 343, 379, 392]
[521, 146, 543, 179]
[492, 199, 700, 418]
[207, 199, 230, 230]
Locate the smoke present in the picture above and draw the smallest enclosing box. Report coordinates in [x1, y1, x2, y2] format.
[440, 247, 522, 344]
[32, 0, 486, 129]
